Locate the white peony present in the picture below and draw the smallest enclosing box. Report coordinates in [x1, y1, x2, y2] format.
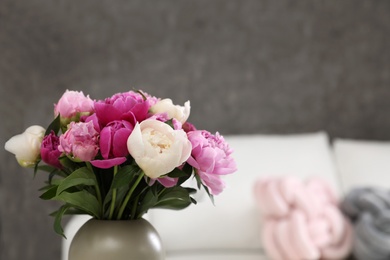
[5, 125, 46, 167]
[150, 99, 191, 124]
[127, 119, 192, 178]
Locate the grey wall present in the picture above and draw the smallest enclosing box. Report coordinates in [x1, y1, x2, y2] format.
[1, 1, 389, 259]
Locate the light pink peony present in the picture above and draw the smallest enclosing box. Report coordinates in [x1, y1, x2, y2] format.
[186, 130, 236, 195]
[90, 120, 133, 169]
[58, 121, 99, 162]
[54, 90, 94, 119]
[94, 91, 150, 127]
[41, 131, 63, 168]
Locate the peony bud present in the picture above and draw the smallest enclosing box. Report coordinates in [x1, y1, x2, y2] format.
[5, 125, 45, 167]
[40, 131, 63, 168]
[54, 90, 95, 127]
[150, 99, 191, 124]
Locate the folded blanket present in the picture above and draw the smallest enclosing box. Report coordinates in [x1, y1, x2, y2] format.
[342, 187, 390, 260]
[254, 177, 353, 260]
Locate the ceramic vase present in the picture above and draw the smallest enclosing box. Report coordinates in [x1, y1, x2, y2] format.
[69, 218, 164, 260]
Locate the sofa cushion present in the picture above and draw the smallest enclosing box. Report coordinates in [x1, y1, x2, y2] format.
[333, 138, 390, 193]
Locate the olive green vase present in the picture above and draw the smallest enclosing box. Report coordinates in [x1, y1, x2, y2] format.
[69, 218, 165, 260]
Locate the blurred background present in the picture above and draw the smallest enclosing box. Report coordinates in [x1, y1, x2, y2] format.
[0, 0, 389, 259]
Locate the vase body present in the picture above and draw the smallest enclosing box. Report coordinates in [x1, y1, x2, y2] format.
[69, 218, 165, 260]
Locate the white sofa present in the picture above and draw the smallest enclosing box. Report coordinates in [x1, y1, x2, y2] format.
[61, 132, 390, 260]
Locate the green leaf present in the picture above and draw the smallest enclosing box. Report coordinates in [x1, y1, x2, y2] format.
[177, 163, 194, 186]
[48, 169, 67, 184]
[56, 167, 97, 195]
[202, 184, 215, 205]
[33, 160, 41, 177]
[53, 204, 71, 238]
[164, 119, 174, 129]
[154, 187, 192, 210]
[37, 165, 57, 173]
[45, 114, 61, 136]
[184, 187, 197, 194]
[137, 188, 158, 217]
[182, 163, 194, 175]
[50, 207, 85, 217]
[102, 186, 129, 218]
[194, 173, 202, 189]
[190, 197, 197, 205]
[59, 156, 77, 171]
[40, 185, 58, 200]
[54, 190, 101, 218]
[167, 168, 188, 178]
[111, 165, 139, 189]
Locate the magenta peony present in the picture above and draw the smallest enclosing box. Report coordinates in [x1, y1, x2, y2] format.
[40, 131, 62, 168]
[90, 120, 133, 168]
[94, 91, 150, 127]
[58, 121, 99, 161]
[187, 130, 237, 195]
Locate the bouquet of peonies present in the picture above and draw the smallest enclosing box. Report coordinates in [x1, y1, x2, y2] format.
[5, 90, 237, 236]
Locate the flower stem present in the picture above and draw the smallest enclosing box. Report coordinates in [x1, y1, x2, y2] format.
[86, 162, 102, 216]
[117, 171, 144, 220]
[131, 194, 140, 220]
[108, 166, 118, 220]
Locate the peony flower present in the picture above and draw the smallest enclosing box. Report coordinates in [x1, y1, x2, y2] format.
[58, 121, 99, 162]
[41, 131, 63, 168]
[182, 122, 197, 133]
[94, 91, 150, 127]
[150, 99, 190, 124]
[127, 119, 192, 178]
[149, 113, 183, 130]
[186, 130, 237, 195]
[90, 120, 133, 169]
[54, 90, 94, 124]
[5, 125, 45, 167]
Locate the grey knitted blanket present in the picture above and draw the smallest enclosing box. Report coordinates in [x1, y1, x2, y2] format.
[342, 187, 390, 260]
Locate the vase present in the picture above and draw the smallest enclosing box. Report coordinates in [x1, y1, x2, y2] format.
[68, 218, 165, 260]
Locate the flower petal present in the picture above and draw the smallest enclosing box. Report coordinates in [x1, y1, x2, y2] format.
[90, 157, 127, 169]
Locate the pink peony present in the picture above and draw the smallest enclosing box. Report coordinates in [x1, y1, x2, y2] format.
[90, 120, 133, 169]
[41, 131, 63, 168]
[182, 122, 197, 133]
[94, 91, 150, 127]
[54, 90, 94, 119]
[58, 121, 99, 162]
[186, 130, 237, 195]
